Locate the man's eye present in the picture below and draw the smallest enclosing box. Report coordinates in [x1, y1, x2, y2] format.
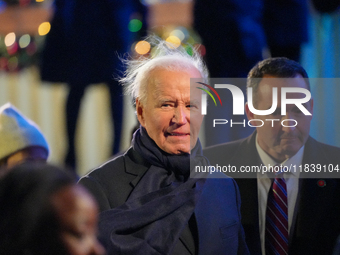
[187, 104, 198, 108]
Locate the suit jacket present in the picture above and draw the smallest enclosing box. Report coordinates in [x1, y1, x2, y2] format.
[79, 147, 249, 255]
[204, 132, 340, 255]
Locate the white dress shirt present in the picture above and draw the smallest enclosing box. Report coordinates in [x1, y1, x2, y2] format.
[256, 136, 303, 255]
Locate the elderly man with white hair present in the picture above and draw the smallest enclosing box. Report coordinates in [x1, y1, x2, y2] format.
[79, 38, 249, 255]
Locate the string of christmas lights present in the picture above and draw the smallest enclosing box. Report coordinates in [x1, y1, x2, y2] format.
[0, 0, 205, 72]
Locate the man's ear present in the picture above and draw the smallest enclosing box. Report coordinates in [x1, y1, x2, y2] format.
[136, 98, 146, 127]
[245, 102, 255, 120]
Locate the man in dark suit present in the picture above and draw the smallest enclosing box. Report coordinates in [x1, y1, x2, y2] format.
[79, 38, 249, 255]
[204, 58, 340, 255]
[193, 0, 309, 147]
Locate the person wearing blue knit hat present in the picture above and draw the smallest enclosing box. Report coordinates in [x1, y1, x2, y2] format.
[0, 103, 49, 169]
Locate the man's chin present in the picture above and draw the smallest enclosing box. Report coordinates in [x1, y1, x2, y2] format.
[175, 148, 191, 155]
[164, 145, 190, 155]
[281, 146, 300, 158]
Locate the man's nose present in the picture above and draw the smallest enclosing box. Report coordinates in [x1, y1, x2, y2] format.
[173, 107, 188, 125]
[281, 113, 296, 132]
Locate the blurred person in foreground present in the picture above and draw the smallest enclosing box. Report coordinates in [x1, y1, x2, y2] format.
[204, 58, 340, 255]
[79, 37, 249, 255]
[0, 162, 104, 255]
[0, 103, 49, 173]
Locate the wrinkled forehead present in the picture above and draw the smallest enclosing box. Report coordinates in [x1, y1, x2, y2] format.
[142, 70, 202, 110]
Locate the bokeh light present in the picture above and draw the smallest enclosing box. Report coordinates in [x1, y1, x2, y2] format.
[7, 42, 19, 55]
[36, 0, 45, 2]
[195, 44, 206, 56]
[38, 22, 51, 36]
[185, 45, 193, 56]
[165, 36, 181, 49]
[170, 29, 185, 42]
[178, 27, 189, 39]
[186, 36, 195, 45]
[4, 32, 16, 47]
[135, 40, 151, 55]
[0, 57, 7, 70]
[7, 56, 18, 71]
[19, 34, 31, 48]
[128, 19, 143, 33]
[19, 0, 30, 7]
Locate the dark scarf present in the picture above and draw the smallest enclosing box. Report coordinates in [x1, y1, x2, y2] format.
[98, 127, 209, 255]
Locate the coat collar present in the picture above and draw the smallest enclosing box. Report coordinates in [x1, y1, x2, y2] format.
[124, 147, 150, 187]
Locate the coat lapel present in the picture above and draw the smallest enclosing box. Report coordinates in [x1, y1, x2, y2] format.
[124, 147, 150, 188]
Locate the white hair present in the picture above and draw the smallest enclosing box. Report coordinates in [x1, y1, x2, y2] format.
[120, 36, 209, 104]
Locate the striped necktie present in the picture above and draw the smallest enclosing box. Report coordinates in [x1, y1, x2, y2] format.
[265, 173, 289, 255]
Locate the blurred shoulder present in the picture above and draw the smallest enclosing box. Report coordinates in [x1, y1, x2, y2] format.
[307, 137, 340, 161]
